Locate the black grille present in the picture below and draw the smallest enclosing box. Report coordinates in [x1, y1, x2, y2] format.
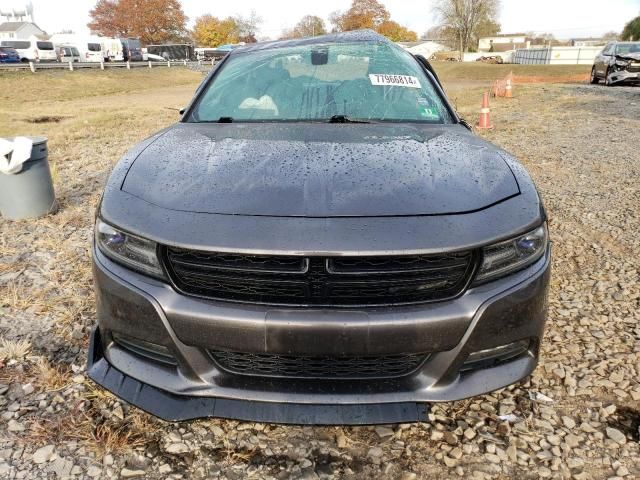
[163, 248, 475, 307]
[210, 350, 429, 379]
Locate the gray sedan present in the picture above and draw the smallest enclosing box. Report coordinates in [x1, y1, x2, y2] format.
[88, 30, 551, 424]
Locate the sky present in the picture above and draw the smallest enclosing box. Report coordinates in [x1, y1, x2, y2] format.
[1, 0, 639, 40]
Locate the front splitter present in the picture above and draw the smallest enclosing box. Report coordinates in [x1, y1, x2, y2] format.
[87, 327, 430, 425]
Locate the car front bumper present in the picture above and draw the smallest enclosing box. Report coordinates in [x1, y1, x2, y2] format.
[88, 245, 551, 424]
[608, 68, 640, 84]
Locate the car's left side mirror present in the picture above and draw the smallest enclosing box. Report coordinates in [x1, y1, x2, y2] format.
[179, 107, 185, 115]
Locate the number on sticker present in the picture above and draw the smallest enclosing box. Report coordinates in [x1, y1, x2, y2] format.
[369, 74, 421, 88]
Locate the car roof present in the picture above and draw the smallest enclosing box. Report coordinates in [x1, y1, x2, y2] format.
[232, 29, 392, 56]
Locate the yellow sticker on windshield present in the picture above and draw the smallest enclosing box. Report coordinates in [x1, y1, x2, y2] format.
[369, 74, 421, 88]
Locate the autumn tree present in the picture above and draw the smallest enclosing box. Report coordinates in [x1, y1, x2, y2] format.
[601, 31, 619, 41]
[192, 15, 239, 47]
[233, 10, 262, 43]
[282, 15, 327, 39]
[433, 0, 501, 54]
[330, 0, 390, 32]
[329, 0, 417, 42]
[88, 0, 187, 44]
[377, 20, 417, 42]
[621, 16, 640, 41]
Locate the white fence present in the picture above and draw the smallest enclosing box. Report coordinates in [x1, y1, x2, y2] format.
[513, 46, 602, 65]
[0, 59, 217, 73]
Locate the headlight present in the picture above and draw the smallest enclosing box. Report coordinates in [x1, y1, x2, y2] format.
[95, 219, 164, 278]
[614, 59, 630, 67]
[474, 223, 548, 284]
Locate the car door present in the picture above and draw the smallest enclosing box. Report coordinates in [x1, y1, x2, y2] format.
[597, 44, 614, 76]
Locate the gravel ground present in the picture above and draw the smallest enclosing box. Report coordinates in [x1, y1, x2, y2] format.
[1, 78, 639, 480]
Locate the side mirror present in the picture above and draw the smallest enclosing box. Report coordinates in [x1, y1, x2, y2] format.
[179, 107, 185, 115]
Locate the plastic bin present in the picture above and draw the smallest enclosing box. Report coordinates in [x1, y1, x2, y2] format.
[0, 136, 57, 220]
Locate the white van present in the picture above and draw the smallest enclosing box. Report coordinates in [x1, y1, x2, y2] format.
[101, 37, 124, 62]
[49, 34, 104, 63]
[0, 37, 57, 62]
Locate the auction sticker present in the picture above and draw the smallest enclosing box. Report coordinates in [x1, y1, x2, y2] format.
[369, 74, 421, 88]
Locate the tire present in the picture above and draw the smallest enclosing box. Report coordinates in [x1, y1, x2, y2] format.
[590, 66, 599, 84]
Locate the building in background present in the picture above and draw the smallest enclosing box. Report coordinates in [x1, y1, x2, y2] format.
[478, 33, 528, 52]
[0, 20, 44, 39]
[0, 1, 43, 40]
[571, 38, 606, 47]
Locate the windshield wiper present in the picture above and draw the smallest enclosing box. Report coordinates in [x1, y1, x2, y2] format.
[327, 115, 371, 124]
[217, 116, 234, 123]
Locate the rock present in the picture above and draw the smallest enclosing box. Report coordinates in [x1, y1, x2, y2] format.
[22, 383, 34, 395]
[165, 442, 190, 454]
[565, 434, 582, 448]
[120, 468, 146, 478]
[463, 428, 476, 440]
[443, 456, 458, 467]
[605, 428, 626, 445]
[443, 431, 458, 446]
[158, 464, 172, 474]
[367, 447, 383, 459]
[7, 420, 24, 432]
[6, 384, 24, 401]
[400, 473, 417, 480]
[336, 433, 347, 448]
[32, 445, 54, 464]
[562, 416, 576, 429]
[86, 465, 102, 477]
[375, 426, 394, 439]
[616, 466, 629, 477]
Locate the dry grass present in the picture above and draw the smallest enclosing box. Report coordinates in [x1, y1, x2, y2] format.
[0, 337, 31, 362]
[434, 62, 591, 83]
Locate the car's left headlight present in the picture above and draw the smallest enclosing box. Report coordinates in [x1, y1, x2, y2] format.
[473, 223, 548, 284]
[95, 218, 165, 279]
[614, 59, 630, 68]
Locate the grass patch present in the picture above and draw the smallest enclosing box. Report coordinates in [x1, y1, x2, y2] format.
[0, 67, 202, 104]
[434, 62, 591, 83]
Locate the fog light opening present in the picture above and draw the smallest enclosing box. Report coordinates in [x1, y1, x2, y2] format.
[111, 332, 177, 366]
[461, 339, 531, 373]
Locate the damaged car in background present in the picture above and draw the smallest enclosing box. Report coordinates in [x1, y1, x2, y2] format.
[88, 30, 551, 425]
[591, 41, 640, 86]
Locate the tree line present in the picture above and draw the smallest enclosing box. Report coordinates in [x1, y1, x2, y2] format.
[88, 0, 640, 49]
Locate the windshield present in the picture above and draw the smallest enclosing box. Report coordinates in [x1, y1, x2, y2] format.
[189, 41, 452, 123]
[615, 43, 640, 55]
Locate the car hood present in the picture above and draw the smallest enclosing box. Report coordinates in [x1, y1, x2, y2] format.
[121, 123, 520, 217]
[616, 52, 640, 61]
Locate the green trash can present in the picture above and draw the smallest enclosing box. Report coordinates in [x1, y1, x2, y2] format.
[0, 136, 57, 220]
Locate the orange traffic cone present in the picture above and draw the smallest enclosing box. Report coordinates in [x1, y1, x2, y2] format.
[505, 78, 513, 98]
[477, 91, 493, 129]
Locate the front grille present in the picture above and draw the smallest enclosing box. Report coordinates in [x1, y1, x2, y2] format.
[163, 248, 475, 307]
[210, 350, 429, 379]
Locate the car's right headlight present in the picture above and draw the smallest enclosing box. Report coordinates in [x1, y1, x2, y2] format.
[95, 218, 165, 279]
[473, 223, 548, 284]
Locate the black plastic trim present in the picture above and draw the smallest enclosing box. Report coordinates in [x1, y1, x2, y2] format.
[87, 327, 430, 424]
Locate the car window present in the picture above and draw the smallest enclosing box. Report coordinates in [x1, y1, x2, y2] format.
[190, 41, 452, 124]
[88, 43, 101, 52]
[71, 47, 79, 55]
[37, 41, 54, 50]
[1, 40, 30, 49]
[615, 43, 640, 55]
